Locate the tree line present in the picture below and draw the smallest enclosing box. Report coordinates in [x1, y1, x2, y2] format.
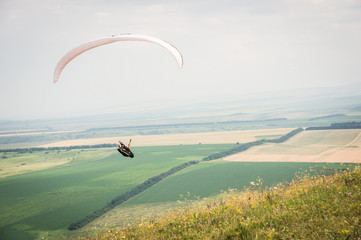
[202, 128, 304, 161]
[68, 128, 304, 230]
[68, 160, 199, 230]
[308, 114, 346, 121]
[306, 121, 361, 130]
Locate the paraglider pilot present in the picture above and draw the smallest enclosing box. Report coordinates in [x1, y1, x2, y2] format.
[117, 139, 134, 158]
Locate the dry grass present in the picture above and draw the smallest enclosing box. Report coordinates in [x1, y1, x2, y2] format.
[225, 130, 361, 163]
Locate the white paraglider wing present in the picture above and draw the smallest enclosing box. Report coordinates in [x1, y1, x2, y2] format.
[53, 34, 183, 83]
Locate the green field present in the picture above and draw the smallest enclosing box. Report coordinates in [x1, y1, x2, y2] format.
[0, 149, 113, 177]
[83, 160, 351, 235]
[0, 144, 233, 239]
[124, 161, 342, 205]
[0, 144, 351, 239]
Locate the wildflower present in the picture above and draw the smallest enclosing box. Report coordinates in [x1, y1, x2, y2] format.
[250, 181, 255, 186]
[119, 231, 126, 239]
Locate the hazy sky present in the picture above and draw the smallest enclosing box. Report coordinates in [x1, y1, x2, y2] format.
[1, 0, 361, 120]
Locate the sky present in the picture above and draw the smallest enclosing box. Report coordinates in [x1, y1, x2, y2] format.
[1, 0, 361, 120]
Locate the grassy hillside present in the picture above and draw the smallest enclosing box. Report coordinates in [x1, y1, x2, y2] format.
[86, 166, 361, 240]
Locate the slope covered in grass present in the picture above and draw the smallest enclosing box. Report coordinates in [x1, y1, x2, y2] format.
[85, 166, 361, 239]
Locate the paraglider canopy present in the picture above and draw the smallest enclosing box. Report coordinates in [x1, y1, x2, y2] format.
[53, 33, 183, 83]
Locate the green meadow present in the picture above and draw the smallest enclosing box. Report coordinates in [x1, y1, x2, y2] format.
[0, 143, 351, 239]
[0, 144, 232, 239]
[124, 161, 343, 205]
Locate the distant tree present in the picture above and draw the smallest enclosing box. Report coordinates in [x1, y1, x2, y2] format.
[306, 121, 361, 130]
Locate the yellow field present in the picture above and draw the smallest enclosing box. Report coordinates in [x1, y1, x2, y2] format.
[224, 129, 361, 163]
[39, 128, 293, 147]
